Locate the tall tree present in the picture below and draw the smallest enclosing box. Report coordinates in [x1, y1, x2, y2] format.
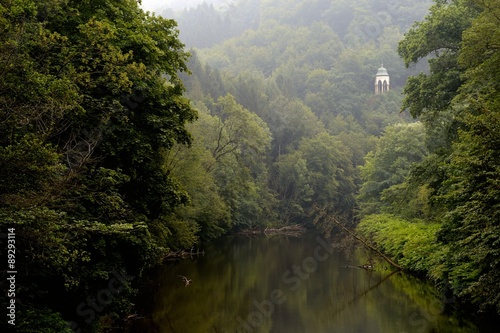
[398, 0, 478, 118]
[436, 0, 500, 314]
[358, 123, 429, 218]
[0, 0, 196, 329]
[396, 0, 500, 315]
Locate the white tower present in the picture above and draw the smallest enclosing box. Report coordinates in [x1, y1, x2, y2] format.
[375, 64, 390, 94]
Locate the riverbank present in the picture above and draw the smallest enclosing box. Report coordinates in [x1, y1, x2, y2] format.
[356, 214, 447, 279]
[356, 213, 500, 326]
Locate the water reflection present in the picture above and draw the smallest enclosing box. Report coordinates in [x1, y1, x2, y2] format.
[133, 233, 481, 333]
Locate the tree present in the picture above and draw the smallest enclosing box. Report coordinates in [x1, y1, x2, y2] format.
[394, 0, 500, 315]
[358, 123, 429, 218]
[164, 95, 275, 236]
[438, 109, 500, 314]
[398, 0, 478, 118]
[0, 0, 196, 329]
[163, 109, 230, 244]
[271, 132, 356, 229]
[272, 151, 314, 223]
[436, 0, 500, 314]
[209, 95, 275, 229]
[264, 97, 324, 159]
[300, 132, 356, 220]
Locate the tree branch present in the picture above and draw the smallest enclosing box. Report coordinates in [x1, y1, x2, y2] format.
[312, 205, 402, 270]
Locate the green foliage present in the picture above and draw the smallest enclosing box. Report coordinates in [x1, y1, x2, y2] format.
[357, 214, 448, 279]
[0, 135, 64, 202]
[163, 109, 229, 241]
[437, 109, 500, 313]
[171, 0, 428, 240]
[272, 151, 314, 223]
[17, 308, 73, 333]
[398, 0, 478, 117]
[0, 0, 196, 329]
[299, 132, 356, 220]
[165, 0, 261, 48]
[208, 95, 275, 229]
[272, 132, 356, 229]
[358, 123, 429, 218]
[7, 0, 482, 329]
[264, 97, 324, 158]
[394, 0, 500, 316]
[163, 95, 275, 238]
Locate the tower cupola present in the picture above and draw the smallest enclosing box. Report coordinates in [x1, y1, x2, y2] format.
[375, 64, 390, 94]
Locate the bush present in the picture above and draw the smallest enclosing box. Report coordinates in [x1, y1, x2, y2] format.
[16, 308, 73, 333]
[357, 214, 448, 281]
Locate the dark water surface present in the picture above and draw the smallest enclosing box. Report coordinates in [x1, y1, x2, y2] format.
[132, 233, 488, 333]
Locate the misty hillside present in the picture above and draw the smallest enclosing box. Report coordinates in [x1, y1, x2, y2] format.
[164, 0, 436, 234]
[156, 0, 235, 11]
[170, 0, 434, 141]
[160, 0, 432, 100]
[162, 0, 431, 54]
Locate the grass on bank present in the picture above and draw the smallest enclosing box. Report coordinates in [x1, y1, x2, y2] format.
[357, 213, 449, 281]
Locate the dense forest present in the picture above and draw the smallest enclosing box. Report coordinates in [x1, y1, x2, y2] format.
[0, 0, 499, 332]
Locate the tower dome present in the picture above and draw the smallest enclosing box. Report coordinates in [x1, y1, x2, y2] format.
[376, 66, 388, 76]
[375, 64, 390, 94]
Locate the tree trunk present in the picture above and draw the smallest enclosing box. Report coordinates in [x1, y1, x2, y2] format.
[312, 205, 402, 270]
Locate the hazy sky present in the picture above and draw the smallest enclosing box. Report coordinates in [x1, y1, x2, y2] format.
[140, 0, 219, 11]
[140, 0, 165, 11]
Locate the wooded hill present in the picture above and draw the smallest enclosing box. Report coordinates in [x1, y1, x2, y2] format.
[165, 0, 500, 320]
[158, 0, 431, 239]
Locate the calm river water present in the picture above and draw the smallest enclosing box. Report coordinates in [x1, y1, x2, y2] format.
[131, 232, 492, 333]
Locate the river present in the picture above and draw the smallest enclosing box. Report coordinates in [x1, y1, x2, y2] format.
[130, 232, 492, 333]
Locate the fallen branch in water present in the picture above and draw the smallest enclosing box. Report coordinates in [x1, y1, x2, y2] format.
[238, 228, 262, 236]
[264, 225, 306, 236]
[341, 264, 374, 270]
[238, 225, 306, 237]
[312, 205, 402, 271]
[162, 247, 205, 261]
